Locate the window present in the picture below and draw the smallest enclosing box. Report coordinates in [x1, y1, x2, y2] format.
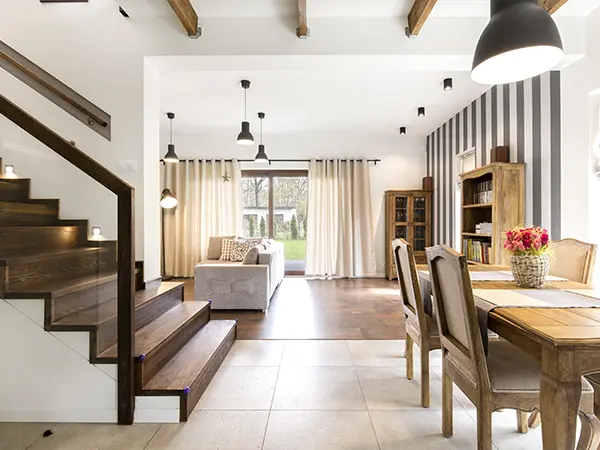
[453, 149, 477, 250]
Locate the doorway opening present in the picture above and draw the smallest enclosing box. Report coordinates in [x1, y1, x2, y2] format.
[242, 170, 308, 274]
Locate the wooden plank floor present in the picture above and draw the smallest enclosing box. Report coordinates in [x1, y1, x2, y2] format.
[181, 277, 406, 340]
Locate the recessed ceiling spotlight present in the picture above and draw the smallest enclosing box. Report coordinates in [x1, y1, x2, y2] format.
[399, 127, 407, 136]
[418, 107, 426, 118]
[443, 78, 453, 91]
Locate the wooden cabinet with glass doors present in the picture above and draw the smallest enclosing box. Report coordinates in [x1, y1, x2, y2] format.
[385, 190, 432, 280]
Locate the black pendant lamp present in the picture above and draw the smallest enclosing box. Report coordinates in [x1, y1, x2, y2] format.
[471, 0, 564, 85]
[237, 80, 255, 145]
[255, 112, 269, 161]
[163, 112, 179, 163]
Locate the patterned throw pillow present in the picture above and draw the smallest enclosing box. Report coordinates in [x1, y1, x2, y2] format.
[219, 238, 236, 261]
[230, 240, 256, 262]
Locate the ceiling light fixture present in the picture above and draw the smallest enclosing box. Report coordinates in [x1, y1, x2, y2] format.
[443, 78, 453, 91]
[255, 112, 269, 161]
[471, 0, 564, 85]
[163, 112, 179, 163]
[399, 127, 407, 136]
[418, 107, 426, 118]
[160, 188, 178, 209]
[237, 80, 255, 145]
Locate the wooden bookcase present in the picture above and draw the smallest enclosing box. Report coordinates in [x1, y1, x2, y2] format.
[460, 163, 525, 266]
[385, 190, 432, 279]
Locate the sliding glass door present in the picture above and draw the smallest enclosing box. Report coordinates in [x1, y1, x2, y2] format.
[242, 171, 308, 274]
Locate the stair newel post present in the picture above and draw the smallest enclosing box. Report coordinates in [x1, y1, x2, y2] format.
[117, 188, 135, 425]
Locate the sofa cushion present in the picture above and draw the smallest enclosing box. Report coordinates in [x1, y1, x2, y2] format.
[208, 235, 235, 260]
[230, 240, 256, 262]
[242, 245, 261, 265]
[219, 237, 237, 261]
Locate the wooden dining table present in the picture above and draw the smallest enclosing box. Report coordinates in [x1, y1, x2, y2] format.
[417, 264, 600, 450]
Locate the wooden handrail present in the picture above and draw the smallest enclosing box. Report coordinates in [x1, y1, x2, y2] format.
[0, 93, 136, 424]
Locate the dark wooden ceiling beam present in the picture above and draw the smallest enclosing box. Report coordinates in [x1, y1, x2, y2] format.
[539, 0, 569, 14]
[297, 0, 309, 39]
[167, 0, 201, 38]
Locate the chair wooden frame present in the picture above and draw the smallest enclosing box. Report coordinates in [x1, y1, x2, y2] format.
[392, 238, 440, 408]
[426, 245, 600, 450]
[549, 238, 597, 284]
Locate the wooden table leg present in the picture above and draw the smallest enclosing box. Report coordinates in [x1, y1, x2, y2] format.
[540, 346, 582, 450]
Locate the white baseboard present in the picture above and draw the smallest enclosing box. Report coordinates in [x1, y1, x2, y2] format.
[0, 409, 117, 423]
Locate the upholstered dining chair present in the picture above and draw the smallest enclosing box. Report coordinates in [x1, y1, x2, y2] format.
[426, 245, 600, 450]
[392, 238, 440, 408]
[549, 238, 597, 284]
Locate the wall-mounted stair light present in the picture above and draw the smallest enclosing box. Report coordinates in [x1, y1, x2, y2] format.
[163, 112, 179, 163]
[4, 164, 15, 178]
[237, 80, 255, 145]
[255, 112, 269, 161]
[471, 0, 563, 85]
[92, 226, 102, 237]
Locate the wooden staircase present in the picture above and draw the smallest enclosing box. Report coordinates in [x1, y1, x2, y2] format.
[0, 161, 236, 422]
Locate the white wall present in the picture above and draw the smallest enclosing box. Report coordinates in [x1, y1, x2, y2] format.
[561, 8, 600, 243]
[162, 132, 426, 276]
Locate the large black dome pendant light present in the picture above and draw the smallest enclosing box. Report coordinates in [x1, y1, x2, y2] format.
[237, 80, 255, 145]
[471, 0, 564, 85]
[163, 112, 179, 163]
[255, 112, 269, 161]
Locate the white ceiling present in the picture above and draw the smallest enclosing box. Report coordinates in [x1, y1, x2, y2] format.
[126, 0, 600, 18]
[159, 60, 488, 138]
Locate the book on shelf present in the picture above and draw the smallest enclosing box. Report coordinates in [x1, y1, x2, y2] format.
[475, 222, 493, 235]
[463, 238, 492, 264]
[472, 180, 493, 204]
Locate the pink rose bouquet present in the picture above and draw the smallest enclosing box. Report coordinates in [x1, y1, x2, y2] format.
[504, 226, 550, 256]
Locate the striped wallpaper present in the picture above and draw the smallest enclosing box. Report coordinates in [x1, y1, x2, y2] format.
[426, 71, 562, 248]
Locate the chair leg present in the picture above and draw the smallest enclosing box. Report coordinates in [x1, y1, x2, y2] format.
[476, 406, 493, 450]
[528, 410, 541, 429]
[405, 335, 414, 380]
[576, 411, 600, 450]
[442, 359, 453, 438]
[420, 345, 430, 408]
[516, 410, 529, 434]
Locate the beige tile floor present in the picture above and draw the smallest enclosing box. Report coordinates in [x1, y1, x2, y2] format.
[1, 340, 551, 450]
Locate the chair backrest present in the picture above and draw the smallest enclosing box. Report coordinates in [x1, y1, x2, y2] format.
[549, 238, 597, 284]
[426, 245, 490, 388]
[392, 238, 430, 335]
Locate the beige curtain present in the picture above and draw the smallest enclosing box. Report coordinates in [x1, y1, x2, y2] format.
[163, 159, 242, 277]
[306, 159, 376, 278]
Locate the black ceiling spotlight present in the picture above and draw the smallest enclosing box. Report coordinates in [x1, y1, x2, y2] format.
[237, 80, 255, 145]
[255, 112, 269, 161]
[443, 78, 453, 91]
[399, 127, 407, 136]
[418, 107, 426, 118]
[163, 112, 179, 163]
[472, 0, 564, 85]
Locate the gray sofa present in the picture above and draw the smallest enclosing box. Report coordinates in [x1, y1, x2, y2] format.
[194, 238, 285, 311]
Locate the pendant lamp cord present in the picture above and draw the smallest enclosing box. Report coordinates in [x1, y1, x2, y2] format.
[244, 89, 247, 122]
[260, 116, 263, 144]
[169, 117, 173, 144]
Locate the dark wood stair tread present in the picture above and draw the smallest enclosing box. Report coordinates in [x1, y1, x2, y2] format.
[5, 272, 118, 297]
[1, 247, 106, 264]
[142, 320, 237, 393]
[98, 301, 210, 359]
[53, 281, 184, 326]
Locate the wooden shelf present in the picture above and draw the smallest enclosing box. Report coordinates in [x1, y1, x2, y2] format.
[467, 260, 490, 265]
[462, 232, 492, 237]
[462, 203, 492, 209]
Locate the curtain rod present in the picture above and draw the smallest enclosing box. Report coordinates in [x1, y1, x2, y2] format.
[160, 158, 381, 165]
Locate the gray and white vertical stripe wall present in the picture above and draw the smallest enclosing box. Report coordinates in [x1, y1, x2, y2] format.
[426, 71, 562, 248]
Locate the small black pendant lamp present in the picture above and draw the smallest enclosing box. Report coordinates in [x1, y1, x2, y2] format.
[255, 112, 269, 161]
[163, 112, 179, 162]
[472, 0, 564, 85]
[237, 80, 255, 145]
